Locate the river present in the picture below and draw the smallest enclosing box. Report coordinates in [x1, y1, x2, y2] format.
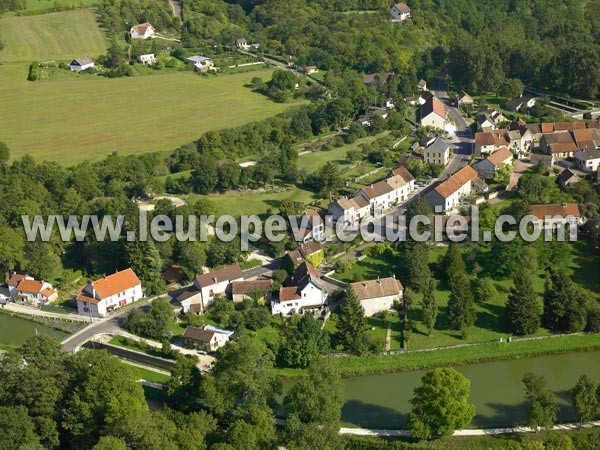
[336, 350, 600, 428]
[0, 313, 68, 347]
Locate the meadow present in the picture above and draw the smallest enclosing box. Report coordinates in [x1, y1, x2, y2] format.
[0, 9, 107, 61]
[0, 65, 294, 164]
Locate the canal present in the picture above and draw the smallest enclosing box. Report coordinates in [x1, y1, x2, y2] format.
[0, 313, 68, 348]
[338, 350, 600, 428]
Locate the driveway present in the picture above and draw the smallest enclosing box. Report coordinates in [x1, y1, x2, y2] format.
[506, 159, 532, 191]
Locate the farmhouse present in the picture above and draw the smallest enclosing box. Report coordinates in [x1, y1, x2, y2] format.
[505, 95, 537, 112]
[363, 72, 394, 86]
[390, 2, 411, 21]
[349, 276, 404, 317]
[231, 279, 272, 303]
[76, 268, 142, 318]
[557, 168, 581, 188]
[9, 274, 58, 306]
[540, 132, 577, 159]
[423, 137, 451, 166]
[328, 195, 370, 227]
[186, 55, 215, 72]
[528, 203, 582, 230]
[476, 147, 513, 179]
[298, 240, 325, 268]
[69, 56, 94, 72]
[571, 128, 600, 150]
[272, 262, 326, 315]
[424, 165, 488, 213]
[130, 22, 155, 39]
[297, 209, 324, 243]
[182, 325, 234, 352]
[574, 148, 600, 172]
[137, 53, 157, 65]
[420, 96, 446, 129]
[474, 131, 508, 156]
[476, 110, 508, 131]
[456, 91, 474, 107]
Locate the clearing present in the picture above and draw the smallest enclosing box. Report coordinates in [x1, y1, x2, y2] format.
[0, 66, 294, 164]
[0, 9, 107, 62]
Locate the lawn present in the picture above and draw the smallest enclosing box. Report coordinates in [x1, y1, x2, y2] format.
[131, 366, 171, 384]
[0, 9, 107, 62]
[0, 66, 294, 164]
[24, 0, 99, 11]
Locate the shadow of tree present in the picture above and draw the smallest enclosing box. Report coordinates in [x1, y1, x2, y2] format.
[341, 400, 407, 428]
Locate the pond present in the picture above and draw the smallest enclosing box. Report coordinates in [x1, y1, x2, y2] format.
[0, 313, 68, 348]
[339, 350, 600, 428]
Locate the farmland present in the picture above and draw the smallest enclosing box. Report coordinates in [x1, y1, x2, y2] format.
[0, 65, 295, 164]
[0, 9, 107, 61]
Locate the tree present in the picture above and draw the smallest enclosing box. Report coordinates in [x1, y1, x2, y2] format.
[125, 239, 163, 295]
[421, 276, 438, 336]
[505, 271, 540, 335]
[284, 358, 343, 425]
[447, 272, 475, 332]
[336, 287, 368, 355]
[281, 314, 329, 368]
[191, 155, 219, 194]
[495, 162, 513, 185]
[92, 436, 128, 450]
[0, 141, 9, 167]
[476, 277, 496, 303]
[407, 368, 476, 440]
[570, 375, 598, 426]
[316, 161, 343, 201]
[522, 372, 558, 430]
[167, 354, 202, 413]
[442, 243, 465, 280]
[286, 421, 344, 450]
[543, 269, 588, 333]
[0, 406, 40, 450]
[499, 78, 524, 99]
[402, 240, 431, 292]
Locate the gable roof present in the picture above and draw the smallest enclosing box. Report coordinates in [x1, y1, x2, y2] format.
[424, 137, 451, 154]
[457, 91, 473, 104]
[186, 55, 212, 64]
[361, 180, 393, 200]
[195, 264, 243, 288]
[231, 279, 272, 295]
[17, 279, 44, 294]
[486, 147, 513, 167]
[350, 277, 404, 301]
[299, 240, 323, 257]
[575, 147, 600, 161]
[279, 286, 301, 302]
[85, 268, 141, 299]
[393, 2, 411, 13]
[541, 132, 577, 154]
[385, 174, 410, 190]
[434, 165, 479, 199]
[288, 249, 305, 266]
[71, 56, 93, 66]
[9, 273, 30, 287]
[421, 96, 446, 120]
[183, 326, 215, 343]
[391, 165, 415, 182]
[363, 72, 394, 85]
[557, 168, 580, 184]
[131, 22, 154, 34]
[529, 203, 580, 219]
[571, 128, 600, 149]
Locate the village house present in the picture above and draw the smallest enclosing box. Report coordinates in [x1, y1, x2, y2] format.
[528, 203, 583, 231]
[296, 209, 324, 243]
[474, 131, 508, 156]
[298, 240, 325, 268]
[231, 279, 272, 303]
[69, 56, 94, 72]
[557, 168, 581, 189]
[571, 128, 600, 150]
[390, 165, 416, 189]
[574, 148, 600, 172]
[303, 65, 318, 74]
[272, 262, 325, 316]
[420, 96, 446, 129]
[236, 38, 249, 49]
[186, 56, 215, 72]
[363, 72, 394, 87]
[9, 274, 58, 306]
[175, 264, 243, 314]
[76, 268, 142, 318]
[137, 53, 157, 65]
[418, 90, 433, 105]
[530, 153, 554, 167]
[456, 91, 474, 107]
[358, 180, 394, 217]
[349, 276, 404, 317]
[505, 95, 537, 112]
[182, 325, 234, 352]
[423, 137, 451, 166]
[367, 106, 390, 120]
[424, 165, 488, 213]
[130, 22, 155, 39]
[328, 195, 370, 227]
[476, 147, 513, 179]
[417, 79, 427, 91]
[540, 132, 577, 159]
[390, 2, 411, 21]
[476, 110, 508, 132]
[506, 119, 535, 156]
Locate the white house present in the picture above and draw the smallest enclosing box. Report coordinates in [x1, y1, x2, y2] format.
[358, 180, 395, 217]
[182, 324, 234, 352]
[456, 91, 474, 107]
[271, 262, 325, 315]
[186, 55, 215, 72]
[475, 131, 508, 156]
[328, 195, 370, 227]
[137, 53, 157, 65]
[130, 22, 155, 39]
[423, 138, 451, 166]
[476, 147, 513, 179]
[424, 165, 488, 213]
[390, 2, 411, 21]
[349, 277, 404, 317]
[420, 96, 446, 129]
[176, 264, 243, 314]
[10, 274, 58, 306]
[76, 268, 142, 317]
[574, 148, 600, 172]
[505, 95, 537, 112]
[69, 56, 94, 72]
[296, 209, 324, 243]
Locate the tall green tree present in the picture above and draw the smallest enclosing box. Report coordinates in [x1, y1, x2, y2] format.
[570, 374, 598, 426]
[522, 372, 558, 430]
[407, 368, 476, 440]
[0, 406, 40, 450]
[442, 243, 465, 280]
[447, 272, 475, 332]
[505, 271, 540, 335]
[336, 287, 368, 355]
[402, 240, 431, 292]
[316, 161, 343, 201]
[281, 314, 330, 368]
[421, 276, 438, 336]
[125, 239, 163, 295]
[543, 269, 588, 333]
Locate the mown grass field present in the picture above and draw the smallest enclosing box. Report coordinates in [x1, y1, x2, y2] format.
[0, 9, 107, 61]
[0, 65, 294, 164]
[24, 0, 98, 12]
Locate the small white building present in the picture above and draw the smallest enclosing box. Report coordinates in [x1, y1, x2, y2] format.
[349, 277, 404, 317]
[424, 165, 488, 213]
[420, 96, 446, 129]
[9, 274, 58, 305]
[130, 22, 155, 39]
[69, 56, 95, 72]
[476, 147, 513, 179]
[271, 262, 325, 316]
[186, 55, 215, 72]
[390, 2, 411, 21]
[137, 53, 157, 65]
[423, 138, 451, 166]
[76, 268, 142, 317]
[574, 148, 600, 172]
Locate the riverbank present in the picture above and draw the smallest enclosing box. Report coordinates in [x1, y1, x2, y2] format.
[0, 310, 69, 348]
[273, 332, 600, 378]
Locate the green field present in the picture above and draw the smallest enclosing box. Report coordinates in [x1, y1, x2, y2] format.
[24, 0, 98, 12]
[0, 9, 107, 62]
[0, 65, 293, 164]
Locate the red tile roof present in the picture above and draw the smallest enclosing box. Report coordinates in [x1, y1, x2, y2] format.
[434, 165, 479, 199]
[9, 273, 28, 286]
[486, 147, 513, 166]
[195, 264, 243, 288]
[529, 203, 580, 219]
[89, 268, 141, 299]
[393, 2, 410, 13]
[350, 277, 404, 301]
[279, 286, 301, 302]
[17, 279, 44, 294]
[421, 96, 446, 120]
[131, 22, 154, 35]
